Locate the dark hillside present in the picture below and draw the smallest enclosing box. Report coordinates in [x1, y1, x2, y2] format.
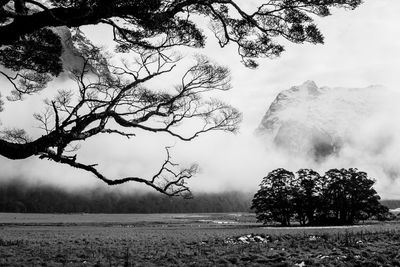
[381, 200, 400, 209]
[0, 179, 252, 213]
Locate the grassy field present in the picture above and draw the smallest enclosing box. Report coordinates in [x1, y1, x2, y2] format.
[1, 213, 400, 266]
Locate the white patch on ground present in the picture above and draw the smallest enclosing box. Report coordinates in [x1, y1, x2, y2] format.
[295, 261, 306, 267]
[225, 234, 270, 244]
[198, 219, 238, 224]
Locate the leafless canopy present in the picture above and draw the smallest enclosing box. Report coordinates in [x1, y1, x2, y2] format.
[0, 28, 241, 197]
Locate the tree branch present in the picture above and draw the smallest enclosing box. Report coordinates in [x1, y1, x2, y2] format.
[39, 147, 194, 197]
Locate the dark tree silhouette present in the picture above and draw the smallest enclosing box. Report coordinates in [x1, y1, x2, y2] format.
[0, 0, 362, 195]
[0, 1, 362, 66]
[320, 168, 388, 225]
[252, 168, 389, 226]
[292, 169, 322, 225]
[251, 168, 295, 226]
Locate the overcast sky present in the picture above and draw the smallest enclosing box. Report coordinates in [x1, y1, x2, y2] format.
[1, 0, 400, 197]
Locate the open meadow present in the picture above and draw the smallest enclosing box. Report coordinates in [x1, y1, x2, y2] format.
[1, 213, 400, 266]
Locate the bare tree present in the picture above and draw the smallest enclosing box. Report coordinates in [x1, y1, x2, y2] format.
[0, 0, 362, 195]
[0, 30, 241, 196]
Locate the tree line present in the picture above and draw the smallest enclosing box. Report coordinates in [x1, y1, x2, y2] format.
[381, 200, 400, 209]
[0, 179, 251, 213]
[252, 168, 390, 226]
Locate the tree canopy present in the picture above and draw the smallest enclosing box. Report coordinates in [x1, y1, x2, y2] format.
[252, 168, 389, 226]
[0, 0, 362, 196]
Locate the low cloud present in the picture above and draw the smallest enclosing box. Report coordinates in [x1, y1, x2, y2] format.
[251, 85, 400, 199]
[1, 0, 400, 199]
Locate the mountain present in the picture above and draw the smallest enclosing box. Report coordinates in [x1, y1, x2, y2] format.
[52, 27, 86, 73]
[52, 27, 106, 75]
[256, 81, 388, 162]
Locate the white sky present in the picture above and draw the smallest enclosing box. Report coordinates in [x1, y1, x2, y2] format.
[1, 0, 400, 198]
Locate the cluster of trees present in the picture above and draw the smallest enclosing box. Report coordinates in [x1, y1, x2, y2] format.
[0, 180, 251, 213]
[252, 168, 390, 226]
[0, 0, 362, 195]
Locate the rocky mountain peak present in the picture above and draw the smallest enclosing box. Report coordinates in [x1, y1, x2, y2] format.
[256, 81, 386, 162]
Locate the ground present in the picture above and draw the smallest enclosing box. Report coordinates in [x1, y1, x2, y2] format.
[1, 213, 400, 266]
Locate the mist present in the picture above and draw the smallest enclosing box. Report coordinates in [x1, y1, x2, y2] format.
[1, 0, 400, 199]
[0, 177, 251, 213]
[2, 92, 399, 199]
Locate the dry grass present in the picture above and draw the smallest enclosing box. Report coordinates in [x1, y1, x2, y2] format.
[1, 213, 400, 266]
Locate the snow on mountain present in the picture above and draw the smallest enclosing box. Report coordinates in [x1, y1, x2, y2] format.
[256, 81, 390, 162]
[51, 27, 86, 73]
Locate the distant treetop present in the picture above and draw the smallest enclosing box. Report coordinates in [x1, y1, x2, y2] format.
[252, 168, 390, 226]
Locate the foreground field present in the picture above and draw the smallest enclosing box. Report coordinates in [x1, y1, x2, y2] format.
[1, 213, 400, 266]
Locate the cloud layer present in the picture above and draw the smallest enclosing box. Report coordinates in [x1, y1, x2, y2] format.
[0, 1, 400, 198]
